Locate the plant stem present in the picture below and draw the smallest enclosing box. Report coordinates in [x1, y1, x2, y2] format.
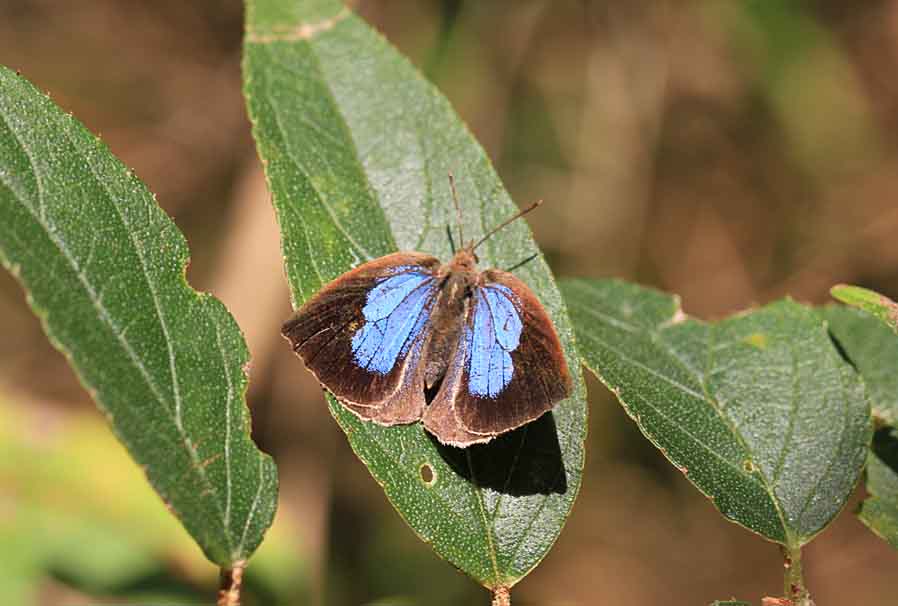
[781, 545, 814, 606]
[492, 585, 511, 606]
[218, 562, 245, 606]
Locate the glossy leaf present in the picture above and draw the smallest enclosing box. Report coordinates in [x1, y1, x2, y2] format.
[0, 66, 277, 566]
[561, 278, 870, 547]
[243, 0, 587, 589]
[823, 304, 898, 549]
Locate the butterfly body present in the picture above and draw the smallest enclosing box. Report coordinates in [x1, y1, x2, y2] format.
[423, 248, 479, 390]
[284, 241, 571, 447]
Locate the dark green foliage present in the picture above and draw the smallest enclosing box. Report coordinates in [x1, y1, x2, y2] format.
[562, 278, 870, 547]
[0, 66, 277, 566]
[243, 0, 587, 588]
[824, 301, 898, 549]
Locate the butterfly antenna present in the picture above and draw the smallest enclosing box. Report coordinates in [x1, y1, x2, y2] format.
[448, 173, 464, 247]
[472, 199, 543, 251]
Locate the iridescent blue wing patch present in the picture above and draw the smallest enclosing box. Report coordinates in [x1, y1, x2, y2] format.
[423, 269, 572, 445]
[352, 270, 436, 375]
[467, 284, 522, 398]
[282, 252, 441, 425]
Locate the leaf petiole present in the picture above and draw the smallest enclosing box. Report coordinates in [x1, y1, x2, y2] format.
[218, 561, 246, 606]
[781, 545, 814, 606]
[492, 585, 511, 606]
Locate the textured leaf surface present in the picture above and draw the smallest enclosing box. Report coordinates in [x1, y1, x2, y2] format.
[0, 67, 277, 566]
[823, 305, 898, 425]
[823, 304, 898, 549]
[860, 428, 898, 550]
[244, 0, 586, 588]
[561, 279, 870, 547]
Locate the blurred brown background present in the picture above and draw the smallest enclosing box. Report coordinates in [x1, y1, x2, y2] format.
[1, 1, 897, 605]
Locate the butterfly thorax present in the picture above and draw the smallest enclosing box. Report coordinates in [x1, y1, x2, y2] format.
[423, 247, 480, 390]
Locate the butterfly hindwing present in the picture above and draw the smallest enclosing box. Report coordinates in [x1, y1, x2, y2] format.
[282, 252, 441, 424]
[424, 269, 572, 445]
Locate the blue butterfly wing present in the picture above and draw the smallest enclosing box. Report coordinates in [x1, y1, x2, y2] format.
[282, 252, 440, 424]
[467, 283, 522, 399]
[351, 270, 435, 374]
[424, 269, 571, 446]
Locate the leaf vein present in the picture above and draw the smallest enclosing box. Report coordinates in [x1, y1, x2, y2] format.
[265, 59, 376, 262]
[55, 120, 233, 552]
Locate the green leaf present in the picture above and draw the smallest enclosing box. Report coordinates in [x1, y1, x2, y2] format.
[561, 278, 870, 547]
[243, 0, 587, 589]
[0, 66, 277, 566]
[860, 428, 898, 550]
[822, 304, 898, 549]
[821, 305, 898, 425]
[831, 284, 898, 335]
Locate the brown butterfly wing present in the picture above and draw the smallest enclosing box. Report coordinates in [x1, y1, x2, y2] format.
[282, 252, 441, 424]
[424, 269, 571, 445]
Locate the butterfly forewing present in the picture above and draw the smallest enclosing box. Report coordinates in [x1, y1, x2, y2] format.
[282, 252, 441, 422]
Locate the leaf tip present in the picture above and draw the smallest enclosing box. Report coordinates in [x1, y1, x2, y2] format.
[831, 283, 898, 330]
[245, 5, 350, 44]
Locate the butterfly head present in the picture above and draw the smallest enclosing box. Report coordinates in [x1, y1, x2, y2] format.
[447, 173, 543, 267]
[449, 245, 479, 275]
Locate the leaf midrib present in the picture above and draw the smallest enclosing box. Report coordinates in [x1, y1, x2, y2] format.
[693, 312, 790, 543]
[255, 38, 553, 582]
[466, 449, 501, 586]
[792, 351, 860, 545]
[566, 280, 789, 540]
[248, 14, 587, 583]
[261, 44, 386, 263]
[258, 50, 503, 574]
[0, 99, 254, 557]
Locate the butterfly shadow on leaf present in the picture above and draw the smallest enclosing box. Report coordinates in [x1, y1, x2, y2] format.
[429, 411, 567, 496]
[872, 426, 898, 475]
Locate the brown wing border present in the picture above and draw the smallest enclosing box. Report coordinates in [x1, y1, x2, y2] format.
[423, 269, 572, 445]
[282, 252, 441, 424]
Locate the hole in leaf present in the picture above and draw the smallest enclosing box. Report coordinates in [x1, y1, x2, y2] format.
[743, 459, 757, 473]
[419, 463, 435, 486]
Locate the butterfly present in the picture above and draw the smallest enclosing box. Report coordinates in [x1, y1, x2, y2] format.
[282, 176, 572, 447]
